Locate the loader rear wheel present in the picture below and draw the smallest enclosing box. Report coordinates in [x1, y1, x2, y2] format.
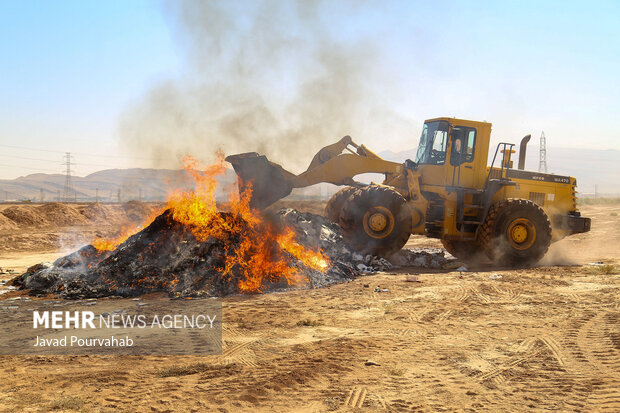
[479, 199, 551, 267]
[325, 186, 356, 223]
[441, 240, 480, 262]
[339, 185, 411, 257]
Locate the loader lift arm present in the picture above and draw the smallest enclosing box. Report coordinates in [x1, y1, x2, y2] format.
[225, 136, 404, 209]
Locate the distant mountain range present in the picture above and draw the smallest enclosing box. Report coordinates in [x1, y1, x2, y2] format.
[1, 146, 618, 202]
[0, 168, 238, 202]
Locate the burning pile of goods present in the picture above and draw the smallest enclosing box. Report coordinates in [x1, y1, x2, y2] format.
[12, 154, 448, 299]
[16, 208, 350, 298]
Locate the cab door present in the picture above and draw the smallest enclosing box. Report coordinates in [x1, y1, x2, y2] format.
[415, 120, 455, 188]
[448, 126, 477, 189]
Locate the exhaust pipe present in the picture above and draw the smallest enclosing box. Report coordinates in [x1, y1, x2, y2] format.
[518, 134, 531, 170]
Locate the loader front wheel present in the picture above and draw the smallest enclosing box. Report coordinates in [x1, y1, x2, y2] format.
[325, 186, 356, 223]
[339, 185, 411, 257]
[479, 199, 551, 267]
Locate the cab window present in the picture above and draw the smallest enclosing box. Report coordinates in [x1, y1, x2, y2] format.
[415, 121, 449, 165]
[464, 129, 476, 162]
[450, 127, 476, 165]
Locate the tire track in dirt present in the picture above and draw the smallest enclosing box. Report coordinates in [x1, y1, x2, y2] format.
[375, 393, 389, 410]
[455, 284, 469, 303]
[477, 351, 543, 382]
[392, 345, 478, 412]
[408, 308, 433, 323]
[539, 335, 566, 367]
[340, 386, 392, 410]
[474, 335, 567, 385]
[467, 337, 584, 411]
[355, 327, 439, 412]
[388, 328, 416, 337]
[511, 335, 587, 411]
[222, 325, 245, 338]
[536, 306, 620, 411]
[211, 338, 368, 405]
[549, 311, 597, 410]
[489, 284, 523, 303]
[220, 335, 264, 367]
[407, 307, 455, 325]
[188, 329, 221, 354]
[436, 309, 454, 322]
[517, 337, 538, 352]
[222, 339, 256, 358]
[469, 286, 493, 304]
[578, 313, 620, 411]
[343, 386, 367, 408]
[567, 292, 582, 304]
[234, 356, 258, 368]
[383, 376, 425, 412]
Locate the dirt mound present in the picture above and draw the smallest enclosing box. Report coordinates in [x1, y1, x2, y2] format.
[1, 206, 48, 227]
[37, 202, 88, 226]
[0, 213, 18, 231]
[81, 203, 117, 223]
[123, 201, 154, 223]
[2, 203, 91, 228]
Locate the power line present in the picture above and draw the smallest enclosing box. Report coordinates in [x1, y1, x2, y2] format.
[74, 152, 175, 161]
[0, 165, 187, 178]
[0, 144, 63, 154]
[0, 163, 63, 173]
[0, 154, 62, 164]
[0, 143, 176, 161]
[0, 154, 128, 169]
[0, 154, 170, 170]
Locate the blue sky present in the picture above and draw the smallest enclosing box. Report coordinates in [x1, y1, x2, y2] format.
[0, 0, 618, 179]
[0, 0, 179, 177]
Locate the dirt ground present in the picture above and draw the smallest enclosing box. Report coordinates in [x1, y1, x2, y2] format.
[0, 202, 157, 275]
[0, 203, 618, 412]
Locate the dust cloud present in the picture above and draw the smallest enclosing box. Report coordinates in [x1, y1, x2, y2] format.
[539, 241, 579, 266]
[119, 0, 406, 173]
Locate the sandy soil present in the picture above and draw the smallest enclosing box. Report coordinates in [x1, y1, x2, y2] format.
[0, 203, 618, 412]
[0, 202, 157, 259]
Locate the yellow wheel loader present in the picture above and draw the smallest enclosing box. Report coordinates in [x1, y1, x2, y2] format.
[226, 117, 591, 266]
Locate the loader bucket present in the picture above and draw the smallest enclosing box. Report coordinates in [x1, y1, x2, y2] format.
[225, 152, 296, 209]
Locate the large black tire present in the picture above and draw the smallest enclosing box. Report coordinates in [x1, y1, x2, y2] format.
[339, 185, 411, 257]
[325, 186, 357, 223]
[441, 239, 481, 262]
[479, 199, 551, 267]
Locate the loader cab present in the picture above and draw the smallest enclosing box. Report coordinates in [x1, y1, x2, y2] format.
[415, 120, 450, 166]
[415, 117, 491, 189]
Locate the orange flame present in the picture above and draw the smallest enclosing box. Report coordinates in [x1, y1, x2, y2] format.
[92, 225, 138, 251]
[91, 150, 329, 292]
[91, 207, 164, 251]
